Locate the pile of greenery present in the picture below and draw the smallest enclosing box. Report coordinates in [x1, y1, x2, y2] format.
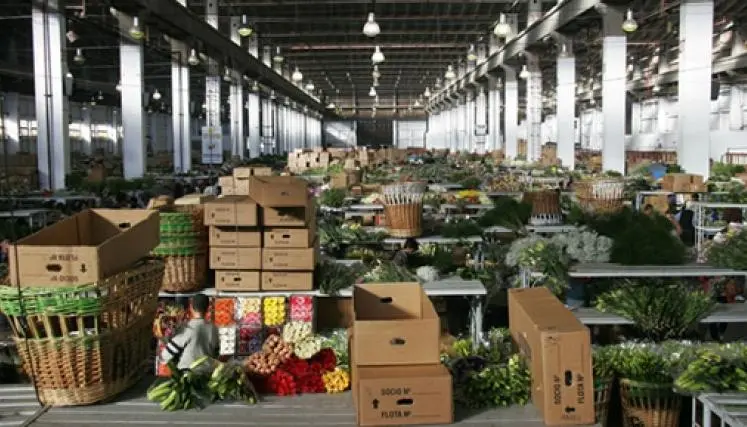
[318, 188, 347, 208]
[707, 228, 747, 270]
[478, 196, 532, 230]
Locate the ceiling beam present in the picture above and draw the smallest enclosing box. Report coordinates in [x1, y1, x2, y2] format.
[246, 15, 497, 23]
[626, 52, 747, 91]
[110, 0, 327, 114]
[222, 0, 531, 5]
[258, 30, 485, 38]
[287, 43, 467, 51]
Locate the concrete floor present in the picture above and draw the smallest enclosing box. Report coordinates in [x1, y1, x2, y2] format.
[22, 378, 577, 427]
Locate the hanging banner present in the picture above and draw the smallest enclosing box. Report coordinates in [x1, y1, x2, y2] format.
[201, 125, 223, 164]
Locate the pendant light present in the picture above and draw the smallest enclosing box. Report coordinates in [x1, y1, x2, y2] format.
[559, 43, 569, 58]
[622, 9, 638, 33]
[187, 49, 200, 66]
[466, 44, 477, 62]
[519, 65, 530, 79]
[305, 81, 315, 91]
[129, 16, 145, 40]
[73, 48, 85, 65]
[414, 99, 422, 108]
[493, 13, 510, 38]
[115, 81, 122, 92]
[373, 77, 379, 87]
[152, 89, 162, 101]
[369, 86, 377, 97]
[362, 12, 380, 38]
[326, 101, 336, 109]
[371, 45, 385, 64]
[224, 68, 233, 82]
[238, 15, 253, 37]
[273, 47, 284, 63]
[291, 67, 303, 83]
[434, 78, 442, 89]
[444, 65, 456, 81]
[424, 87, 431, 98]
[372, 65, 381, 79]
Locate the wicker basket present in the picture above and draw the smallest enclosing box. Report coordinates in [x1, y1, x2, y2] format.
[160, 253, 207, 293]
[575, 179, 626, 214]
[619, 379, 681, 427]
[595, 378, 614, 427]
[384, 203, 423, 238]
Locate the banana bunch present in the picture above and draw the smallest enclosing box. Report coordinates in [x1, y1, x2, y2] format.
[675, 351, 747, 393]
[147, 357, 211, 411]
[207, 362, 259, 404]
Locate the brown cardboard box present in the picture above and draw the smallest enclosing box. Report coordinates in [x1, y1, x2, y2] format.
[222, 187, 236, 196]
[262, 199, 314, 227]
[215, 270, 260, 292]
[248, 176, 309, 207]
[508, 288, 594, 426]
[316, 298, 354, 329]
[264, 227, 314, 248]
[218, 176, 234, 188]
[262, 271, 314, 291]
[643, 194, 670, 214]
[661, 173, 705, 193]
[210, 247, 262, 270]
[262, 247, 316, 271]
[352, 364, 453, 426]
[234, 178, 250, 196]
[204, 196, 258, 226]
[9, 209, 159, 286]
[233, 166, 272, 178]
[352, 283, 440, 366]
[209, 226, 261, 247]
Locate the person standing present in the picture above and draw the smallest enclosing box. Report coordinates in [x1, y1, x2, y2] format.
[161, 294, 219, 370]
[392, 238, 419, 267]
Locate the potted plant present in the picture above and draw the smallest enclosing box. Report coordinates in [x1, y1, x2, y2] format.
[592, 346, 617, 427]
[614, 344, 681, 427]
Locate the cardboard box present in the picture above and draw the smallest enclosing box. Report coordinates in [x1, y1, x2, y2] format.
[204, 196, 258, 226]
[262, 200, 314, 227]
[262, 247, 316, 271]
[262, 271, 314, 291]
[218, 176, 234, 188]
[352, 364, 453, 426]
[9, 209, 159, 286]
[215, 270, 260, 292]
[264, 227, 314, 248]
[352, 283, 440, 366]
[508, 288, 594, 426]
[233, 166, 272, 178]
[209, 226, 261, 247]
[248, 176, 309, 207]
[222, 187, 236, 196]
[210, 247, 262, 270]
[661, 173, 706, 193]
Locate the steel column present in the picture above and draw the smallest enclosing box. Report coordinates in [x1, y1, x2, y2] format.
[557, 44, 576, 169]
[600, 10, 626, 173]
[170, 15, 191, 172]
[204, 0, 222, 164]
[2, 92, 20, 155]
[488, 77, 502, 152]
[247, 37, 261, 157]
[229, 16, 245, 159]
[32, 0, 70, 189]
[526, 54, 542, 162]
[118, 13, 146, 179]
[81, 106, 92, 155]
[677, 0, 714, 178]
[503, 66, 519, 159]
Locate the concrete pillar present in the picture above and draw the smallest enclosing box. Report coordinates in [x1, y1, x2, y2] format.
[556, 38, 576, 169]
[677, 0, 714, 177]
[32, 0, 70, 189]
[204, 0, 222, 164]
[502, 66, 519, 159]
[170, 0, 191, 172]
[261, 98, 275, 154]
[247, 37, 261, 158]
[118, 13, 145, 179]
[601, 10, 627, 174]
[525, 53, 542, 162]
[229, 16, 245, 159]
[527, 0, 542, 26]
[475, 86, 488, 154]
[2, 92, 20, 154]
[457, 97, 466, 152]
[81, 106, 92, 155]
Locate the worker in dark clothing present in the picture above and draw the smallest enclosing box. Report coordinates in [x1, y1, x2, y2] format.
[392, 238, 419, 267]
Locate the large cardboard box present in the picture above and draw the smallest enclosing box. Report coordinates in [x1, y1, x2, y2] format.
[210, 247, 262, 270]
[661, 173, 706, 193]
[215, 270, 260, 292]
[9, 209, 159, 286]
[352, 283, 440, 366]
[204, 196, 258, 226]
[248, 176, 309, 207]
[233, 166, 272, 178]
[263, 227, 314, 248]
[262, 271, 314, 291]
[262, 247, 316, 271]
[209, 226, 261, 247]
[262, 202, 314, 227]
[508, 288, 594, 426]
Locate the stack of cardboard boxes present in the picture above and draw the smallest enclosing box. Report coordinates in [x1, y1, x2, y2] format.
[508, 287, 595, 425]
[218, 166, 273, 196]
[349, 283, 453, 426]
[205, 175, 316, 292]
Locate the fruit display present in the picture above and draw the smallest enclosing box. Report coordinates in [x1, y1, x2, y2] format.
[218, 327, 237, 356]
[262, 297, 286, 326]
[289, 296, 314, 323]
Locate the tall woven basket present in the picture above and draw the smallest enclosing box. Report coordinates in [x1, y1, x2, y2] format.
[619, 379, 681, 427]
[382, 182, 425, 238]
[0, 260, 164, 406]
[595, 378, 614, 427]
[154, 208, 207, 293]
[575, 178, 626, 214]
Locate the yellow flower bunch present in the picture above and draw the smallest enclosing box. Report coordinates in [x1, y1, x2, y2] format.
[323, 368, 350, 393]
[456, 190, 480, 199]
[262, 297, 286, 326]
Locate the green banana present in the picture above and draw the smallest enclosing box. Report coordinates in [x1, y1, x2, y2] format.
[190, 356, 210, 370]
[160, 390, 178, 411]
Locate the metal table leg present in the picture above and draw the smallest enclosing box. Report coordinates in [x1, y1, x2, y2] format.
[468, 295, 485, 351]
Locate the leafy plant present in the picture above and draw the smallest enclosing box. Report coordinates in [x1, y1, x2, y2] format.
[593, 346, 617, 381]
[316, 261, 366, 295]
[440, 219, 483, 238]
[478, 196, 532, 230]
[505, 236, 569, 295]
[362, 261, 418, 283]
[207, 362, 259, 403]
[459, 176, 482, 190]
[614, 344, 673, 384]
[453, 354, 531, 408]
[595, 279, 715, 341]
[318, 188, 347, 208]
[147, 357, 212, 411]
[673, 343, 747, 393]
[707, 228, 747, 270]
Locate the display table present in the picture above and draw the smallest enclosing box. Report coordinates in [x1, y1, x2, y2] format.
[568, 263, 747, 278]
[574, 303, 747, 325]
[693, 393, 747, 427]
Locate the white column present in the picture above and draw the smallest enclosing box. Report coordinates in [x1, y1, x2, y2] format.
[466, 91, 475, 152]
[246, 37, 260, 157]
[525, 54, 542, 162]
[457, 98, 466, 152]
[475, 86, 488, 154]
[204, 1, 222, 165]
[32, 1, 69, 189]
[81, 106, 92, 155]
[487, 78, 501, 152]
[601, 12, 627, 174]
[171, 0, 191, 172]
[527, 0, 542, 25]
[229, 16, 245, 159]
[677, 0, 714, 177]
[2, 92, 20, 154]
[503, 67, 519, 159]
[557, 43, 576, 169]
[118, 14, 145, 179]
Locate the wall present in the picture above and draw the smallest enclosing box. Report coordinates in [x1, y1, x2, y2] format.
[323, 121, 356, 147]
[393, 120, 426, 148]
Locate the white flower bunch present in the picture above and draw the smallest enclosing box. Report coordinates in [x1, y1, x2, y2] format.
[505, 235, 551, 268]
[551, 228, 613, 264]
